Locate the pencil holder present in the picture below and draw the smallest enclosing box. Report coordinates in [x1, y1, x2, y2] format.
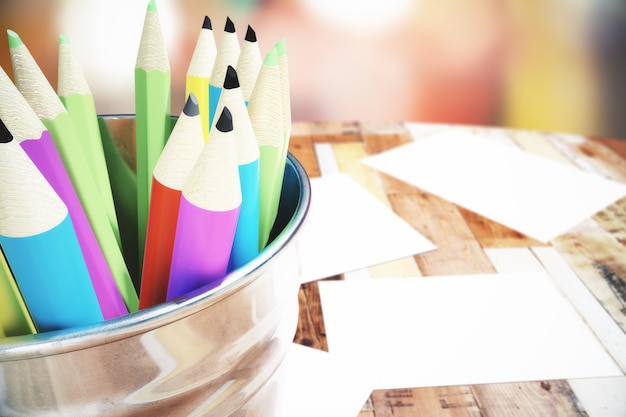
[0, 115, 310, 417]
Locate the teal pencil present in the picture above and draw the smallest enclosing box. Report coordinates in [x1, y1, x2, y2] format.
[214, 66, 261, 271]
[135, 0, 172, 271]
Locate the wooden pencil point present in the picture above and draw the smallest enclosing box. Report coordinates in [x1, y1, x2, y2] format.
[216, 106, 233, 132]
[203, 15, 212, 30]
[245, 25, 256, 42]
[0, 118, 13, 143]
[225, 16, 236, 33]
[223, 65, 239, 90]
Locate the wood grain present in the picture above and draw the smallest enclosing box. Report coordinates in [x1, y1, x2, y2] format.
[287, 121, 624, 417]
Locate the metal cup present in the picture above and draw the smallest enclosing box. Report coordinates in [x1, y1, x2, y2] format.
[0, 115, 310, 417]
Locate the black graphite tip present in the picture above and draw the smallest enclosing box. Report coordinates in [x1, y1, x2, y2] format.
[216, 106, 233, 132]
[245, 25, 256, 42]
[223, 65, 240, 90]
[224, 17, 235, 33]
[0, 118, 13, 143]
[202, 16, 212, 30]
[183, 93, 200, 117]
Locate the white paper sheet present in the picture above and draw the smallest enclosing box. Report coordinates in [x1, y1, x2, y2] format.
[361, 130, 626, 242]
[318, 272, 622, 390]
[296, 173, 436, 283]
[275, 343, 372, 417]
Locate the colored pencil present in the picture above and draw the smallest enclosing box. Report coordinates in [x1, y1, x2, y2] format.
[236, 25, 262, 105]
[98, 117, 140, 285]
[185, 16, 216, 141]
[139, 93, 204, 309]
[0, 64, 128, 320]
[247, 46, 283, 249]
[0, 118, 103, 332]
[1, 246, 36, 337]
[273, 37, 292, 221]
[208, 17, 240, 129]
[58, 33, 121, 249]
[7, 30, 138, 312]
[167, 106, 241, 300]
[135, 0, 172, 272]
[214, 65, 261, 271]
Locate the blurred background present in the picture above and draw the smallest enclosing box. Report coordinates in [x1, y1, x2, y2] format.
[0, 0, 625, 139]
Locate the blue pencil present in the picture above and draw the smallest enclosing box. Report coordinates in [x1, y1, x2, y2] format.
[0, 118, 103, 332]
[213, 66, 261, 271]
[208, 16, 240, 129]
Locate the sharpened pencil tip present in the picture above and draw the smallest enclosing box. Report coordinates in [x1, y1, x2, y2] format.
[245, 25, 257, 42]
[147, 0, 158, 12]
[216, 107, 233, 132]
[183, 93, 200, 117]
[224, 16, 236, 33]
[59, 33, 70, 45]
[0, 118, 14, 143]
[276, 38, 287, 56]
[223, 66, 240, 90]
[203, 16, 212, 30]
[7, 30, 23, 48]
[263, 46, 279, 66]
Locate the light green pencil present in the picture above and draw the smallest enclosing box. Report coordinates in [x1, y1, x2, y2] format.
[1, 247, 36, 337]
[58, 34, 121, 249]
[248, 46, 283, 250]
[8, 30, 139, 311]
[135, 0, 172, 269]
[273, 38, 292, 221]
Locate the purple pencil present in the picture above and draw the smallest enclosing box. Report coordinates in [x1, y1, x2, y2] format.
[166, 106, 241, 300]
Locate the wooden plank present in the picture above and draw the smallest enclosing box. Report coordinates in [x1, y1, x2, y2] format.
[388, 192, 496, 276]
[291, 120, 362, 142]
[293, 281, 330, 352]
[370, 386, 481, 417]
[288, 135, 320, 178]
[473, 380, 588, 417]
[458, 207, 547, 249]
[551, 219, 626, 332]
[332, 141, 421, 278]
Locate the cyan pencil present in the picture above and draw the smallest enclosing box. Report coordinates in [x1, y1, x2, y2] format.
[0, 64, 128, 319]
[208, 16, 240, 129]
[0, 118, 103, 332]
[214, 66, 261, 271]
[185, 16, 216, 141]
[7, 30, 138, 312]
[135, 0, 172, 272]
[167, 107, 241, 300]
[140, 94, 204, 309]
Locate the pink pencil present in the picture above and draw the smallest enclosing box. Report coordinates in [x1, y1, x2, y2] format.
[166, 106, 241, 300]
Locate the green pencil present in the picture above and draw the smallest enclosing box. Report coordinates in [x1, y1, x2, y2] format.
[8, 30, 139, 311]
[1, 246, 36, 337]
[135, 0, 172, 269]
[58, 34, 121, 249]
[248, 46, 283, 250]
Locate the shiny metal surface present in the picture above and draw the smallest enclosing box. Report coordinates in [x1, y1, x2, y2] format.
[0, 116, 310, 416]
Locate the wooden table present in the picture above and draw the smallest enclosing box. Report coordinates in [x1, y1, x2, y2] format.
[287, 121, 626, 417]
